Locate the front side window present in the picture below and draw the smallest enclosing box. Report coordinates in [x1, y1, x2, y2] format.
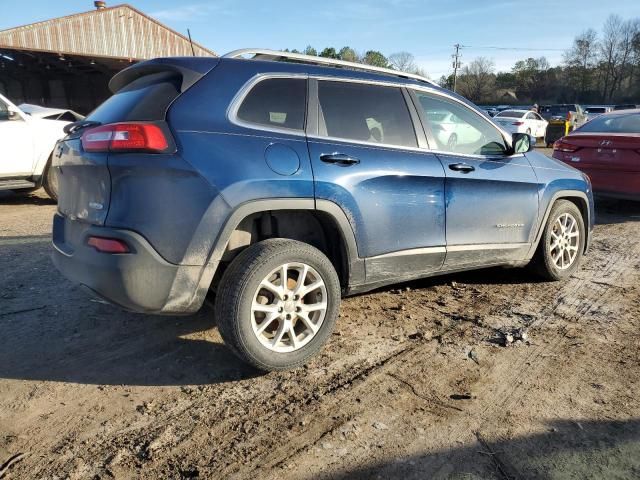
[414, 91, 507, 156]
[317, 81, 417, 148]
[236, 78, 307, 131]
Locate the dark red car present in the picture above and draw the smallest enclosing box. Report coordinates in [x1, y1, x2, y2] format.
[553, 109, 640, 200]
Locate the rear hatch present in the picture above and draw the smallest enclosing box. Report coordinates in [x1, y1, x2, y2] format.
[54, 57, 219, 225]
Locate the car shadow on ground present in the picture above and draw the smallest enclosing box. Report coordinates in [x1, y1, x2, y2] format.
[320, 419, 640, 480]
[0, 190, 55, 206]
[0, 299, 263, 386]
[595, 198, 640, 225]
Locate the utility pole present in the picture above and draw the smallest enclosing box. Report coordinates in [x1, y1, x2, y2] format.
[452, 44, 462, 92]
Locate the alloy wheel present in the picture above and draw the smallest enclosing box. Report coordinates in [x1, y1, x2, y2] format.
[251, 262, 328, 353]
[549, 212, 580, 270]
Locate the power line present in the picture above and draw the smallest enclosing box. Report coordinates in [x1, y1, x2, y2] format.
[462, 45, 566, 52]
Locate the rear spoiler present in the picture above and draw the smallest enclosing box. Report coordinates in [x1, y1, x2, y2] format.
[109, 57, 220, 94]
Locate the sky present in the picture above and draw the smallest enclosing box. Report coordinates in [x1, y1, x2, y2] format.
[1, 0, 640, 79]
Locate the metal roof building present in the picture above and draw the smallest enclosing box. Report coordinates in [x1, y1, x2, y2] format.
[0, 2, 216, 113]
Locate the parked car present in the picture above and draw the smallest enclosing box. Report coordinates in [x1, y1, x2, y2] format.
[424, 110, 483, 149]
[481, 106, 498, 117]
[553, 109, 640, 200]
[51, 50, 595, 371]
[540, 104, 587, 131]
[19, 104, 84, 122]
[0, 94, 68, 199]
[613, 104, 638, 111]
[584, 106, 612, 122]
[493, 109, 548, 137]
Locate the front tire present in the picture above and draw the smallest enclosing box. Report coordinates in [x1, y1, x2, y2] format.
[215, 239, 341, 371]
[531, 200, 585, 280]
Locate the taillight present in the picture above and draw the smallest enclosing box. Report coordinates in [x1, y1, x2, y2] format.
[81, 123, 169, 153]
[87, 236, 130, 254]
[512, 121, 524, 126]
[553, 138, 579, 153]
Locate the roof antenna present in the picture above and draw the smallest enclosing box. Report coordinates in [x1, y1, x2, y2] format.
[187, 29, 196, 56]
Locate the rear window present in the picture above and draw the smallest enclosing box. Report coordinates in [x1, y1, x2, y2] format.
[236, 78, 307, 131]
[86, 72, 181, 124]
[542, 105, 574, 116]
[577, 112, 640, 133]
[613, 105, 636, 111]
[318, 81, 417, 148]
[495, 110, 523, 118]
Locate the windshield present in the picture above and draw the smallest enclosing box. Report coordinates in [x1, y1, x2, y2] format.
[585, 107, 606, 114]
[495, 110, 523, 118]
[577, 112, 640, 133]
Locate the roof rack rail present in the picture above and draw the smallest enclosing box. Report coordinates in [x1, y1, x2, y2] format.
[223, 48, 437, 86]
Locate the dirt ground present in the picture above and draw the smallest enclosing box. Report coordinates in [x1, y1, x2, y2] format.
[1, 157, 639, 479]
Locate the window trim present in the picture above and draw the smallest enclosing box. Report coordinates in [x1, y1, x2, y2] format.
[227, 73, 309, 137]
[227, 73, 517, 158]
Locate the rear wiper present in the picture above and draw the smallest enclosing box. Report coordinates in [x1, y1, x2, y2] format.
[64, 120, 101, 135]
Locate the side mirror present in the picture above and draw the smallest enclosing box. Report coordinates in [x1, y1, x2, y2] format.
[512, 132, 535, 153]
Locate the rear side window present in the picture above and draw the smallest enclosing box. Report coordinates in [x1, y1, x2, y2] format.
[318, 81, 417, 148]
[86, 72, 181, 123]
[236, 78, 307, 131]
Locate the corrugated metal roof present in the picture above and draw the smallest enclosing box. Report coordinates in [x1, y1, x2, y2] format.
[0, 4, 216, 59]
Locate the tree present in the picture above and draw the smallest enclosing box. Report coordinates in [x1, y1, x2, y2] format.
[338, 46, 359, 63]
[457, 57, 495, 102]
[598, 15, 639, 101]
[362, 50, 388, 68]
[303, 46, 317, 57]
[512, 56, 551, 101]
[388, 52, 416, 72]
[563, 29, 598, 100]
[320, 47, 338, 59]
[495, 71, 516, 89]
[438, 74, 454, 90]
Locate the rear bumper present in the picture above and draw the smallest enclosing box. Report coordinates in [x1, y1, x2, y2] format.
[51, 213, 210, 314]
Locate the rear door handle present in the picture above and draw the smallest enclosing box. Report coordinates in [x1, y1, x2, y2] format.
[448, 162, 475, 173]
[320, 153, 360, 166]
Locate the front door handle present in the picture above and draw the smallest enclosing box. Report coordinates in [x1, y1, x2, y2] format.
[320, 153, 360, 166]
[448, 162, 475, 173]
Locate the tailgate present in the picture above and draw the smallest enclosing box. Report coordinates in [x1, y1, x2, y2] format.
[54, 135, 110, 225]
[53, 57, 220, 227]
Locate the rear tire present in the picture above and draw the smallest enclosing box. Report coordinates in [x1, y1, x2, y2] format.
[42, 161, 58, 202]
[215, 238, 341, 371]
[531, 200, 585, 281]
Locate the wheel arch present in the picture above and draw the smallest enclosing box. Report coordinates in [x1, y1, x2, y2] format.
[201, 198, 364, 296]
[530, 190, 591, 257]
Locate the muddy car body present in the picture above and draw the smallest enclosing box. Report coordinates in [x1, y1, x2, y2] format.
[52, 50, 595, 370]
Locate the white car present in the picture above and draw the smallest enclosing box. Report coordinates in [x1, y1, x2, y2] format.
[19, 103, 84, 122]
[493, 109, 548, 138]
[0, 94, 72, 200]
[426, 111, 483, 150]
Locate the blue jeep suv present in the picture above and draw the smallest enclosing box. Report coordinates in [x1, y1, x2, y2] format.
[52, 49, 594, 371]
